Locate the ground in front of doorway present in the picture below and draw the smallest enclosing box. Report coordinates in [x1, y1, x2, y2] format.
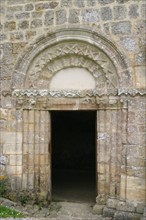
[0, 198, 112, 220]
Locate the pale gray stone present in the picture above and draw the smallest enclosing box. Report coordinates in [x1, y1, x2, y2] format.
[82, 9, 100, 22]
[56, 10, 67, 25]
[101, 7, 112, 21]
[18, 20, 29, 30]
[25, 4, 34, 11]
[120, 37, 136, 51]
[31, 19, 42, 28]
[135, 51, 146, 65]
[141, 4, 146, 19]
[74, 0, 85, 7]
[114, 6, 127, 20]
[48, 2, 59, 9]
[61, 0, 72, 7]
[87, 0, 96, 6]
[69, 9, 79, 23]
[15, 12, 30, 19]
[129, 4, 139, 18]
[116, 0, 129, 3]
[111, 21, 131, 34]
[98, 0, 114, 4]
[44, 11, 54, 26]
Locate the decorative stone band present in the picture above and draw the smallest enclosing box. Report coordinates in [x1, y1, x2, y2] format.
[118, 88, 146, 96]
[12, 88, 146, 98]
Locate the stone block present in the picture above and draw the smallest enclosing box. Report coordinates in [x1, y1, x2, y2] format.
[32, 11, 43, 18]
[116, 0, 129, 3]
[101, 7, 112, 21]
[35, 3, 50, 11]
[7, 6, 23, 13]
[93, 204, 104, 215]
[44, 11, 54, 26]
[0, 33, 7, 41]
[82, 9, 100, 23]
[107, 198, 118, 209]
[10, 32, 24, 41]
[18, 20, 29, 30]
[6, 165, 22, 175]
[56, 10, 67, 25]
[87, 0, 96, 6]
[10, 155, 22, 166]
[74, 0, 85, 7]
[61, 0, 72, 7]
[69, 9, 79, 23]
[114, 6, 127, 20]
[48, 2, 59, 9]
[120, 37, 136, 51]
[31, 19, 42, 28]
[98, 0, 114, 4]
[129, 4, 139, 18]
[135, 51, 146, 65]
[114, 211, 142, 220]
[103, 207, 115, 218]
[135, 20, 146, 34]
[25, 30, 36, 40]
[136, 203, 145, 214]
[15, 12, 30, 19]
[25, 4, 34, 11]
[111, 21, 131, 35]
[116, 201, 135, 212]
[4, 21, 16, 31]
[135, 66, 146, 88]
[141, 4, 146, 19]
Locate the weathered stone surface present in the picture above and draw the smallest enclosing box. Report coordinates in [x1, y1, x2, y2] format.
[69, 9, 79, 23]
[18, 20, 29, 30]
[44, 11, 54, 26]
[114, 6, 127, 19]
[0, 1, 146, 218]
[111, 21, 131, 34]
[101, 7, 112, 21]
[135, 51, 146, 65]
[82, 9, 100, 22]
[61, 0, 72, 7]
[98, 0, 114, 4]
[120, 37, 136, 51]
[74, 0, 85, 7]
[56, 10, 67, 25]
[25, 4, 34, 11]
[129, 4, 139, 18]
[4, 21, 16, 31]
[31, 19, 42, 28]
[103, 207, 115, 218]
[87, 0, 96, 6]
[116, 0, 129, 3]
[141, 4, 146, 19]
[15, 12, 30, 19]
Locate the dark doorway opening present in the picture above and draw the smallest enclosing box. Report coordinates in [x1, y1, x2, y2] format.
[51, 111, 96, 203]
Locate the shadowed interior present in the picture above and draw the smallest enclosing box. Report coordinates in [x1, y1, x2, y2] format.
[51, 111, 96, 203]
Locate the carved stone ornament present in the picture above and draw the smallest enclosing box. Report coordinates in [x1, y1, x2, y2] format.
[12, 27, 132, 98]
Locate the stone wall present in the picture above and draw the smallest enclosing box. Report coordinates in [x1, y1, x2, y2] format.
[0, 0, 146, 219]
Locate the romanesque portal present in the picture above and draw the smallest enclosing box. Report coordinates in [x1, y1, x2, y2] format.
[1, 28, 145, 219]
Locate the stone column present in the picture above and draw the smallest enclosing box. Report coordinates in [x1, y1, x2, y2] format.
[96, 106, 123, 206]
[22, 110, 51, 201]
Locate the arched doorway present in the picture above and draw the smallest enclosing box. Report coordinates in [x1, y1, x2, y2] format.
[12, 27, 130, 204]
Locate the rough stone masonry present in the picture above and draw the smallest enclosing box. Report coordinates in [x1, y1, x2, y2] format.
[0, 0, 146, 219]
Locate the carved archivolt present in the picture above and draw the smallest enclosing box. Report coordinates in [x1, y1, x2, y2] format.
[25, 42, 118, 96]
[12, 28, 132, 98]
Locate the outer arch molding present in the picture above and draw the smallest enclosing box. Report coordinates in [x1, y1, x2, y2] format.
[12, 27, 131, 91]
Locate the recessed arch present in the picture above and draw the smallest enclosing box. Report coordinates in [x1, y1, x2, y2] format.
[49, 67, 96, 91]
[11, 27, 132, 94]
